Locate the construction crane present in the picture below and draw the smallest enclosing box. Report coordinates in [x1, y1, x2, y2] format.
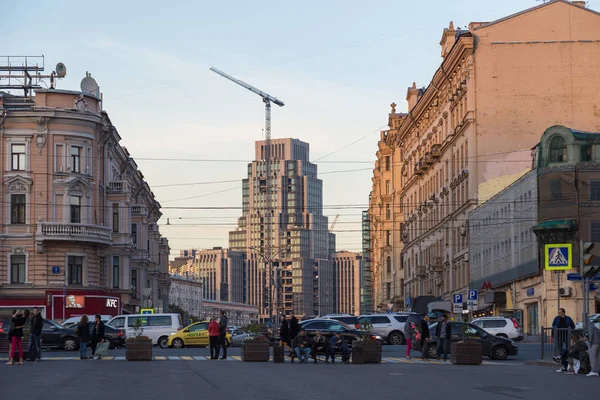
[210, 67, 285, 322]
[329, 214, 340, 231]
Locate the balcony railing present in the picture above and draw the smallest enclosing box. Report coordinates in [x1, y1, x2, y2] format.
[431, 144, 442, 158]
[131, 205, 148, 216]
[424, 152, 433, 165]
[132, 249, 151, 262]
[108, 180, 130, 194]
[416, 265, 428, 277]
[36, 222, 112, 245]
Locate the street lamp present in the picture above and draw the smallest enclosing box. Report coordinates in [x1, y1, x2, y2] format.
[249, 245, 290, 323]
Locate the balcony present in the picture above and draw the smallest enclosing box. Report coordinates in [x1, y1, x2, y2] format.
[431, 144, 442, 158]
[424, 152, 434, 165]
[131, 205, 148, 216]
[414, 161, 424, 175]
[132, 249, 151, 262]
[108, 180, 130, 194]
[36, 222, 112, 246]
[416, 265, 427, 277]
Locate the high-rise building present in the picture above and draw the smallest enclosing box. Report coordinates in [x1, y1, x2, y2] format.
[194, 247, 245, 303]
[229, 138, 334, 319]
[332, 251, 362, 315]
[361, 210, 373, 314]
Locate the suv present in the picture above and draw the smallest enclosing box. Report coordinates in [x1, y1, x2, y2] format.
[319, 314, 360, 329]
[358, 313, 419, 345]
[471, 317, 524, 341]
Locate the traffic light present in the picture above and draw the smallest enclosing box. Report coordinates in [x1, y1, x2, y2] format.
[582, 242, 600, 277]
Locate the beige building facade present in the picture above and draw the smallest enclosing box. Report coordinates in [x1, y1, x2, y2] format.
[332, 251, 362, 315]
[193, 247, 245, 303]
[0, 81, 169, 319]
[370, 0, 600, 311]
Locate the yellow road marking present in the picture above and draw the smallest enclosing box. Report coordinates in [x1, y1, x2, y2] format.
[154, 356, 166, 360]
[181, 356, 194, 360]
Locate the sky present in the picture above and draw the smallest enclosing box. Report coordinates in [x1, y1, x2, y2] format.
[3, 0, 598, 259]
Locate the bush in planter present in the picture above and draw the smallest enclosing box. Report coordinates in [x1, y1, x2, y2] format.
[353, 320, 382, 364]
[450, 325, 483, 365]
[126, 318, 153, 361]
[241, 324, 270, 362]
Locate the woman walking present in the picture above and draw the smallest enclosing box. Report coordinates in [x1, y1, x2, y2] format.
[404, 319, 415, 360]
[7, 309, 26, 365]
[76, 315, 91, 360]
[279, 314, 292, 354]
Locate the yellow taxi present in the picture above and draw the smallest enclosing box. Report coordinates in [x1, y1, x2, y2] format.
[166, 321, 232, 348]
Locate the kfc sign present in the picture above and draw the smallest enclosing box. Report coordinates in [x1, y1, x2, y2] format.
[106, 299, 118, 308]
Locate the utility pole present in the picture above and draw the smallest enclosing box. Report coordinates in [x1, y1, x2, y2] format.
[581, 241, 600, 329]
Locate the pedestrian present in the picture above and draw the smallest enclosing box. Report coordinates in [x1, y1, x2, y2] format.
[7, 309, 16, 361]
[435, 314, 451, 361]
[7, 309, 26, 365]
[218, 310, 228, 360]
[552, 308, 575, 356]
[312, 330, 329, 363]
[290, 315, 300, 340]
[21, 309, 31, 361]
[418, 316, 431, 360]
[76, 315, 91, 360]
[90, 314, 106, 359]
[208, 317, 220, 360]
[404, 318, 415, 360]
[330, 331, 348, 364]
[586, 323, 600, 377]
[29, 307, 43, 362]
[292, 329, 312, 363]
[279, 314, 292, 355]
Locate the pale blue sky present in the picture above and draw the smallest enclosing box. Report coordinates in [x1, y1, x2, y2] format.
[4, 0, 595, 257]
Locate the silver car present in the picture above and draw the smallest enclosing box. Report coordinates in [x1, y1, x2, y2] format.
[229, 328, 251, 347]
[358, 313, 419, 345]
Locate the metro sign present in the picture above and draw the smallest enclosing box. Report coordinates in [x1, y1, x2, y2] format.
[481, 281, 493, 291]
[106, 299, 118, 308]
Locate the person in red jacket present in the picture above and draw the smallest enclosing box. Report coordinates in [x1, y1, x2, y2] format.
[208, 317, 220, 360]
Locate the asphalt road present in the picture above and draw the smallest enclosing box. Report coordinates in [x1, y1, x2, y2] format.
[1, 356, 597, 400]
[13, 342, 542, 361]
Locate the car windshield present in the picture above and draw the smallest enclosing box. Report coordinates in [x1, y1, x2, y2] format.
[46, 320, 61, 328]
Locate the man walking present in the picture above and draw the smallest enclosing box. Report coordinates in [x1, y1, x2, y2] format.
[218, 310, 228, 360]
[552, 308, 575, 355]
[29, 307, 43, 362]
[418, 316, 431, 360]
[587, 323, 600, 377]
[435, 314, 451, 361]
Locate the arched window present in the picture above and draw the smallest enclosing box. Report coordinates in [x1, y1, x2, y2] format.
[386, 256, 392, 273]
[549, 136, 567, 163]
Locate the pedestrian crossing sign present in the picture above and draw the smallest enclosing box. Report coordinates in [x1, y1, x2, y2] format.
[544, 243, 572, 271]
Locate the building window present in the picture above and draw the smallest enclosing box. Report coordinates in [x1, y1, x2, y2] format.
[112, 256, 120, 289]
[591, 181, 600, 201]
[385, 156, 390, 171]
[131, 224, 137, 245]
[112, 203, 119, 233]
[71, 146, 81, 173]
[386, 230, 391, 246]
[68, 256, 83, 285]
[386, 180, 391, 195]
[581, 144, 593, 162]
[11, 255, 26, 283]
[549, 136, 567, 163]
[11, 144, 26, 171]
[131, 269, 138, 295]
[386, 256, 392, 274]
[550, 180, 562, 200]
[386, 204, 391, 220]
[70, 196, 81, 223]
[11, 194, 26, 224]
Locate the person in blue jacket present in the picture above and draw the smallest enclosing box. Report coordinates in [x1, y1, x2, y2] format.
[552, 308, 575, 356]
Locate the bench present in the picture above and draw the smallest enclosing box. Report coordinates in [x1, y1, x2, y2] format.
[289, 345, 351, 364]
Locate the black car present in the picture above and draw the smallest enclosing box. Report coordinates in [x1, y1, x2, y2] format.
[0, 318, 79, 351]
[63, 322, 127, 349]
[298, 319, 384, 347]
[414, 322, 519, 360]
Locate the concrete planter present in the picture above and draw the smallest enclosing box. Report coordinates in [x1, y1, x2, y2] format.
[126, 338, 153, 361]
[353, 341, 382, 364]
[241, 340, 270, 362]
[450, 342, 483, 365]
[272, 345, 285, 363]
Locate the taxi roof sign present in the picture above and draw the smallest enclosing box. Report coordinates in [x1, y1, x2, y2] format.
[544, 243, 572, 271]
[141, 308, 154, 314]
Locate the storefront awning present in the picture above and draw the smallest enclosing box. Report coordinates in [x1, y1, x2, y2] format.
[532, 219, 577, 233]
[427, 301, 452, 314]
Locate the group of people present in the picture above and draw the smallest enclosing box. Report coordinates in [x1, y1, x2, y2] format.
[6, 307, 43, 365]
[552, 308, 600, 377]
[208, 310, 229, 360]
[74, 314, 106, 360]
[403, 314, 451, 361]
[279, 315, 348, 363]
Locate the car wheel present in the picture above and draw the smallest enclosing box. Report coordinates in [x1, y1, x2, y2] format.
[496, 334, 508, 339]
[388, 331, 405, 345]
[63, 337, 78, 351]
[427, 343, 439, 359]
[158, 336, 169, 349]
[172, 338, 184, 349]
[492, 345, 508, 360]
[107, 339, 115, 349]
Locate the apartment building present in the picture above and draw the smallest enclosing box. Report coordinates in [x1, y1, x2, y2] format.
[0, 74, 168, 319]
[194, 247, 245, 303]
[370, 0, 600, 311]
[332, 251, 362, 315]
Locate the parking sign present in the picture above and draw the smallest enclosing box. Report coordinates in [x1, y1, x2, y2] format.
[453, 294, 463, 304]
[468, 290, 478, 301]
[467, 290, 478, 311]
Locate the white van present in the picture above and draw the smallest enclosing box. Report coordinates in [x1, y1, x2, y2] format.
[61, 315, 112, 328]
[107, 314, 183, 346]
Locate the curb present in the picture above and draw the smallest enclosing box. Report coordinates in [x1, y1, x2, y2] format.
[525, 360, 557, 367]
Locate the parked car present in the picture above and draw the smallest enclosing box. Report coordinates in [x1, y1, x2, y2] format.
[163, 321, 232, 349]
[358, 313, 420, 345]
[0, 318, 79, 351]
[471, 317, 524, 341]
[229, 328, 252, 347]
[319, 314, 360, 329]
[575, 314, 600, 330]
[107, 313, 183, 348]
[62, 321, 126, 349]
[298, 318, 384, 347]
[414, 321, 518, 360]
[61, 315, 112, 328]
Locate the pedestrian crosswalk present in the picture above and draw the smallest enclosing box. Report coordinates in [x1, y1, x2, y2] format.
[0, 355, 521, 365]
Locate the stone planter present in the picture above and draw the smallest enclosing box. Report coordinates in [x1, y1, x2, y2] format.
[126, 338, 153, 361]
[241, 340, 270, 362]
[355, 341, 382, 363]
[352, 345, 365, 364]
[450, 342, 483, 365]
[272, 345, 285, 363]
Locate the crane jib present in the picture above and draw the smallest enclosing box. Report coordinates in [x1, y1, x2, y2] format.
[209, 66, 285, 107]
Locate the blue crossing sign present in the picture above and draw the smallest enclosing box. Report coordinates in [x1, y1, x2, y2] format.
[453, 294, 463, 304]
[545, 243, 572, 271]
[468, 290, 478, 301]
